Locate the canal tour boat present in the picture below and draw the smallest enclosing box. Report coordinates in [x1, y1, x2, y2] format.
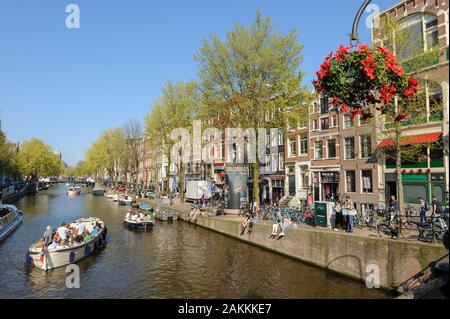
[27, 217, 107, 271]
[67, 186, 81, 196]
[0, 205, 24, 242]
[123, 214, 155, 230]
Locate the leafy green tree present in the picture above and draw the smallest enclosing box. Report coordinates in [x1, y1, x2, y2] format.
[194, 12, 310, 204]
[18, 138, 62, 178]
[145, 80, 200, 200]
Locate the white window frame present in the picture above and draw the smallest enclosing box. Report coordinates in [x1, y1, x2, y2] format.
[344, 137, 355, 160]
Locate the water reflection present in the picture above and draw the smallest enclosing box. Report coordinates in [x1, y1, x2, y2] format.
[0, 184, 391, 299]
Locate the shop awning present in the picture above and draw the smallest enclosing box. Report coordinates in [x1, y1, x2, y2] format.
[377, 133, 442, 148]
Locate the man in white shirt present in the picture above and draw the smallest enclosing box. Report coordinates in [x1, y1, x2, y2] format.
[75, 221, 86, 237]
[57, 223, 69, 246]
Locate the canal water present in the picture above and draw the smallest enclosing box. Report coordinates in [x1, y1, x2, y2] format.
[0, 184, 390, 299]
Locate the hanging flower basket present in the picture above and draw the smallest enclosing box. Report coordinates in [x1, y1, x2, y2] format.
[313, 45, 419, 121]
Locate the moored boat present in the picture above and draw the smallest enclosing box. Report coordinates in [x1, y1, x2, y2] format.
[155, 208, 179, 221]
[93, 188, 106, 196]
[104, 192, 115, 199]
[118, 195, 133, 206]
[0, 205, 24, 242]
[27, 217, 107, 271]
[139, 203, 154, 212]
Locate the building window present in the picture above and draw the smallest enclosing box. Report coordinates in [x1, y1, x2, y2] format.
[327, 139, 336, 158]
[300, 167, 309, 190]
[360, 135, 372, 158]
[312, 119, 318, 131]
[331, 115, 338, 127]
[315, 141, 323, 159]
[396, 13, 439, 61]
[278, 152, 285, 171]
[320, 95, 329, 114]
[344, 137, 355, 159]
[300, 134, 308, 156]
[320, 117, 330, 131]
[361, 170, 373, 193]
[288, 138, 297, 157]
[343, 114, 354, 128]
[346, 170, 356, 193]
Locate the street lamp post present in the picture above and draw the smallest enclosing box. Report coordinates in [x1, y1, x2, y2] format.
[350, 0, 372, 46]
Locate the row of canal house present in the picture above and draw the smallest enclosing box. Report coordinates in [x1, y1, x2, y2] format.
[285, 0, 449, 211]
[140, 0, 449, 209]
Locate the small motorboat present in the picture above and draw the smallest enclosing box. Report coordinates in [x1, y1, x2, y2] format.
[139, 203, 154, 212]
[0, 205, 24, 242]
[104, 192, 115, 199]
[27, 217, 107, 271]
[67, 186, 81, 196]
[92, 188, 106, 196]
[123, 214, 155, 230]
[118, 195, 133, 206]
[155, 208, 179, 221]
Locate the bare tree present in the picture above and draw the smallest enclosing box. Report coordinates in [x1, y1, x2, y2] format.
[123, 118, 144, 190]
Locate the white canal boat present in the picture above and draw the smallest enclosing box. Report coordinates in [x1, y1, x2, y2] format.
[0, 205, 24, 242]
[67, 186, 81, 196]
[27, 217, 107, 271]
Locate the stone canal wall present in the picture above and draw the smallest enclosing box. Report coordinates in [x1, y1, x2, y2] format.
[149, 201, 449, 292]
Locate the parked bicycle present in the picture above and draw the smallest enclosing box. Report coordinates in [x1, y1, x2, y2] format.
[376, 208, 419, 240]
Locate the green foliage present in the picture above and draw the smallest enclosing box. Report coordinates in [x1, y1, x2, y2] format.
[194, 11, 310, 131]
[18, 138, 62, 177]
[0, 131, 20, 178]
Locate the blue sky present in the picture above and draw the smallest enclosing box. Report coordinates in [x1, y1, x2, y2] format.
[0, 0, 400, 166]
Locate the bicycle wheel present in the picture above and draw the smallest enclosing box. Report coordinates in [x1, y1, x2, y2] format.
[400, 221, 420, 241]
[376, 221, 392, 239]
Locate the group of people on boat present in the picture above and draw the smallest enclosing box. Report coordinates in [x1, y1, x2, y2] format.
[125, 211, 152, 223]
[40, 221, 100, 249]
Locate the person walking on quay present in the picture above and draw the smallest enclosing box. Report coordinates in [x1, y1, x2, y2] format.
[344, 196, 356, 233]
[431, 195, 443, 215]
[418, 197, 428, 224]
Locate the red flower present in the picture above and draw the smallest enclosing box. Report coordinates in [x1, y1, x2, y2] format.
[360, 112, 374, 121]
[408, 77, 419, 91]
[330, 97, 341, 105]
[404, 88, 416, 98]
[394, 113, 409, 122]
[312, 79, 323, 92]
[361, 54, 377, 80]
[380, 85, 396, 104]
[427, 168, 431, 174]
[418, 169, 423, 174]
[402, 169, 407, 174]
[377, 46, 391, 56]
[409, 169, 414, 174]
[358, 44, 369, 52]
[340, 104, 351, 113]
[350, 109, 362, 120]
[336, 45, 351, 61]
[385, 53, 405, 76]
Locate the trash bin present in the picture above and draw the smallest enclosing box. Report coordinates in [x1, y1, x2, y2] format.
[315, 202, 329, 227]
